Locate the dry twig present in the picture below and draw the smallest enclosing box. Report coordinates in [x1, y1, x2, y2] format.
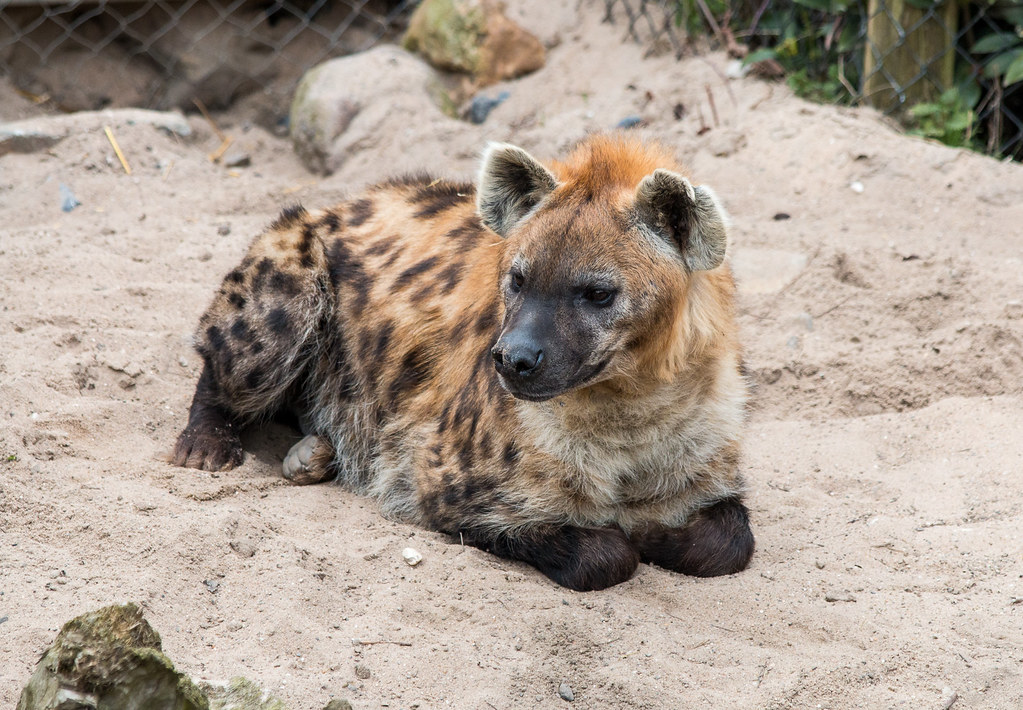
[103, 125, 132, 175]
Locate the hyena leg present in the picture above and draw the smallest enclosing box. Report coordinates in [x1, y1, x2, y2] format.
[467, 525, 640, 592]
[630, 497, 754, 577]
[172, 207, 332, 472]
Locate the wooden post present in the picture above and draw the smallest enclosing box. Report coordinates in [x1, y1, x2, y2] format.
[863, 0, 958, 113]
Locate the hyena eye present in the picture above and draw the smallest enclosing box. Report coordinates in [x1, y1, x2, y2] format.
[508, 270, 524, 294]
[584, 288, 616, 307]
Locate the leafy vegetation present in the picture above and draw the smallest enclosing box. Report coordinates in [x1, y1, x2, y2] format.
[674, 0, 1023, 159]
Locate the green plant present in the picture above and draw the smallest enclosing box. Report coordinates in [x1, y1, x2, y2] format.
[4, 453, 18, 462]
[907, 87, 978, 147]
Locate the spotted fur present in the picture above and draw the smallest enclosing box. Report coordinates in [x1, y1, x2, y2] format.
[172, 135, 753, 591]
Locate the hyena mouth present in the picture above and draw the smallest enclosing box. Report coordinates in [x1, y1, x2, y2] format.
[500, 357, 612, 402]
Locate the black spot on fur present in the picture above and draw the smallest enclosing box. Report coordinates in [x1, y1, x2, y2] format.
[363, 237, 396, 257]
[386, 345, 436, 407]
[267, 307, 292, 335]
[298, 223, 317, 268]
[379, 171, 433, 190]
[393, 256, 440, 291]
[437, 260, 465, 295]
[327, 238, 372, 316]
[230, 317, 253, 342]
[381, 246, 405, 270]
[227, 292, 246, 309]
[318, 210, 342, 233]
[372, 322, 394, 362]
[227, 269, 245, 284]
[270, 204, 308, 231]
[251, 342, 264, 355]
[412, 182, 471, 219]
[411, 282, 437, 302]
[630, 497, 754, 577]
[457, 431, 475, 472]
[206, 325, 226, 352]
[478, 431, 493, 460]
[474, 308, 498, 336]
[269, 270, 300, 297]
[502, 441, 520, 468]
[245, 367, 265, 390]
[347, 199, 374, 227]
[445, 215, 485, 248]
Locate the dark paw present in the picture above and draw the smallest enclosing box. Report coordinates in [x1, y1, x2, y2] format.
[486, 526, 640, 592]
[632, 497, 754, 577]
[171, 425, 244, 471]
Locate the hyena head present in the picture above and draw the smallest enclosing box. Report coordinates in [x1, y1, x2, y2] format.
[476, 135, 731, 402]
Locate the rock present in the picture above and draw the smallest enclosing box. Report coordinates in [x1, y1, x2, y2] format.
[824, 590, 856, 603]
[467, 90, 510, 124]
[402, 547, 423, 566]
[849, 180, 865, 193]
[16, 602, 208, 710]
[322, 700, 353, 710]
[558, 682, 574, 702]
[290, 47, 447, 175]
[354, 664, 371, 680]
[402, 0, 545, 86]
[222, 151, 251, 169]
[615, 115, 644, 129]
[0, 109, 192, 157]
[730, 248, 808, 295]
[203, 677, 289, 710]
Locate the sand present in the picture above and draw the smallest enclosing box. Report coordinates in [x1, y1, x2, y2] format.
[1, 3, 1021, 708]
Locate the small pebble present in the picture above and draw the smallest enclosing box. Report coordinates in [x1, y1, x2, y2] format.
[59, 183, 81, 213]
[223, 151, 251, 168]
[402, 547, 422, 566]
[849, 181, 865, 193]
[815, 560, 825, 569]
[824, 590, 855, 602]
[615, 115, 643, 129]
[354, 664, 371, 680]
[773, 212, 791, 220]
[203, 579, 220, 594]
[323, 700, 353, 710]
[217, 223, 231, 236]
[941, 687, 958, 709]
[468, 91, 510, 124]
[179, 357, 189, 368]
[558, 683, 574, 702]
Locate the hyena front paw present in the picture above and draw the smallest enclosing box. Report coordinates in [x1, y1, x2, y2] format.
[171, 423, 243, 472]
[483, 525, 640, 592]
[631, 497, 754, 577]
[282, 435, 334, 485]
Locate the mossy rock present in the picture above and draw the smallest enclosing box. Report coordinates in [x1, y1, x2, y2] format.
[403, 0, 545, 85]
[17, 603, 208, 710]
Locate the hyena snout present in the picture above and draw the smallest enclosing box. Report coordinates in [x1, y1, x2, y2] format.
[491, 338, 544, 380]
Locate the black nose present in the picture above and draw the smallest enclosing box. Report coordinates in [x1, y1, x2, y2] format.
[492, 343, 544, 379]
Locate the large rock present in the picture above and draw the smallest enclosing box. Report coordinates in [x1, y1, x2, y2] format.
[290, 46, 454, 176]
[402, 0, 545, 86]
[16, 603, 208, 710]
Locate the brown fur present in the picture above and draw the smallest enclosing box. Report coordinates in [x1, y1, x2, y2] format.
[172, 135, 753, 590]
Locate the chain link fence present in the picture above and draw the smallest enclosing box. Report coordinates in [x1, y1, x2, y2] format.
[604, 0, 1023, 161]
[0, 0, 415, 126]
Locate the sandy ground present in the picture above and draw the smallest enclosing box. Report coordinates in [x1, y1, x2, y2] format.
[2, 2, 1022, 708]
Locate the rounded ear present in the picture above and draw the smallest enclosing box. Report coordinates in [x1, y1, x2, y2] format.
[634, 169, 729, 272]
[476, 143, 559, 237]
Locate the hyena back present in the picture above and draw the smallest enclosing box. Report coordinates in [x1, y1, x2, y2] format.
[173, 135, 754, 591]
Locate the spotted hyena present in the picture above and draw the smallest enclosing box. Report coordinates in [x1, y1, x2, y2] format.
[172, 135, 753, 591]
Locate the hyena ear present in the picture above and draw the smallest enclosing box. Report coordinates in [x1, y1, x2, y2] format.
[634, 169, 729, 272]
[477, 142, 559, 237]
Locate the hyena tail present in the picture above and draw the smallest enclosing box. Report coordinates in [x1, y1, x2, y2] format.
[172, 205, 333, 471]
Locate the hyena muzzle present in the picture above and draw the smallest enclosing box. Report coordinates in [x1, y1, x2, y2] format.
[172, 135, 754, 591]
